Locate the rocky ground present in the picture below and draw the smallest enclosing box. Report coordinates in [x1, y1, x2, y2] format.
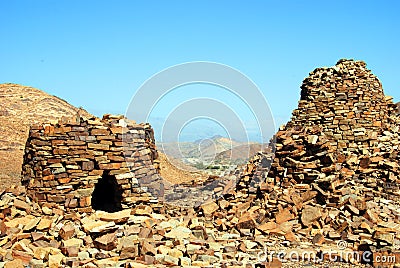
[0, 185, 381, 268]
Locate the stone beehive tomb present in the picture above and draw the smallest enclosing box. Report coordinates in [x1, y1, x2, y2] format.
[270, 59, 400, 188]
[233, 59, 397, 191]
[21, 114, 164, 213]
[215, 59, 400, 251]
[287, 59, 391, 149]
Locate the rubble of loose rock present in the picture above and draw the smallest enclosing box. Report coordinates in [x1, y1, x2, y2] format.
[0, 186, 285, 267]
[210, 59, 400, 266]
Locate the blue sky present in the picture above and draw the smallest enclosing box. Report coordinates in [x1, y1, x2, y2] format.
[1, 1, 399, 142]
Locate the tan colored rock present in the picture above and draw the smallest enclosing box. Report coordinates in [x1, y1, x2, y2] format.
[168, 248, 183, 259]
[97, 209, 131, 224]
[36, 218, 53, 230]
[34, 247, 52, 260]
[62, 238, 83, 248]
[48, 253, 65, 268]
[165, 226, 191, 240]
[94, 232, 117, 251]
[4, 215, 35, 228]
[275, 209, 294, 224]
[257, 222, 278, 232]
[163, 254, 179, 266]
[4, 259, 25, 268]
[81, 218, 116, 233]
[119, 236, 139, 260]
[201, 201, 219, 216]
[141, 240, 156, 256]
[13, 199, 31, 212]
[301, 206, 322, 227]
[22, 216, 40, 231]
[59, 223, 75, 240]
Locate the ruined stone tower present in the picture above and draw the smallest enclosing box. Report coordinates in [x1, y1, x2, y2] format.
[287, 59, 391, 150]
[225, 59, 400, 251]
[21, 114, 164, 212]
[267, 59, 400, 188]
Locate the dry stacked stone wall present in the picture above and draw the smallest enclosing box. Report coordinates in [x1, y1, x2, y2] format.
[21, 114, 164, 212]
[287, 59, 390, 150]
[215, 59, 400, 251]
[269, 59, 400, 189]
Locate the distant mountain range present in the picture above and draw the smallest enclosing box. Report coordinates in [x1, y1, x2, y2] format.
[158, 135, 264, 167]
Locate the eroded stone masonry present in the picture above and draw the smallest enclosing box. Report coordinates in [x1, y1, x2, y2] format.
[227, 59, 400, 253]
[21, 114, 164, 213]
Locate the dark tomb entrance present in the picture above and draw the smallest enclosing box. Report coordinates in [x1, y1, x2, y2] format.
[91, 172, 123, 212]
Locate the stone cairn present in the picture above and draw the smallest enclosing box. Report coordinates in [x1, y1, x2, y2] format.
[213, 59, 400, 257]
[21, 114, 164, 213]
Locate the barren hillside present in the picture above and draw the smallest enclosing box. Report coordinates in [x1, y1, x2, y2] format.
[158, 152, 208, 185]
[214, 143, 265, 163]
[0, 83, 91, 188]
[159, 136, 243, 159]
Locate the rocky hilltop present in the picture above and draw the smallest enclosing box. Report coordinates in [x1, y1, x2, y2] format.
[0, 83, 91, 188]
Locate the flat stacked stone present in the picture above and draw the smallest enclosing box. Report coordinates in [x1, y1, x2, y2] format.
[287, 59, 388, 150]
[212, 59, 400, 255]
[21, 114, 163, 212]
